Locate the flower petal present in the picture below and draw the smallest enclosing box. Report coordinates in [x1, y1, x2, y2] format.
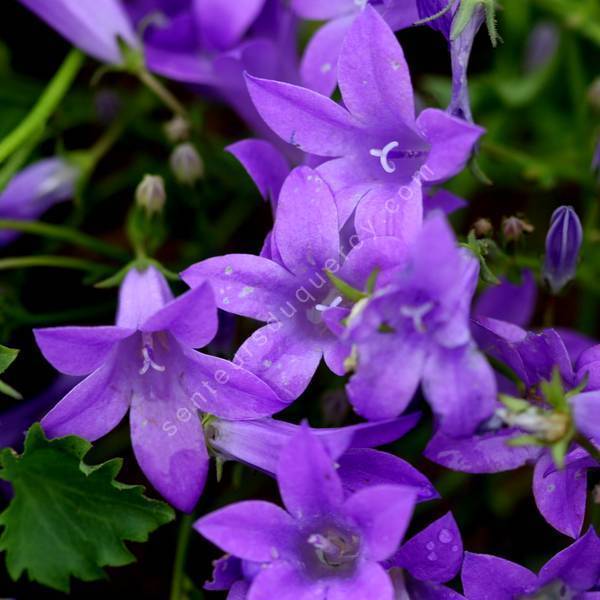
[327, 561, 394, 600]
[181, 254, 299, 322]
[291, 0, 355, 20]
[248, 561, 318, 600]
[343, 484, 417, 561]
[571, 391, 600, 443]
[130, 384, 209, 512]
[277, 425, 344, 519]
[34, 325, 134, 375]
[41, 355, 131, 441]
[389, 513, 462, 583]
[141, 282, 218, 349]
[195, 501, 297, 563]
[245, 74, 361, 157]
[338, 6, 416, 129]
[274, 167, 340, 277]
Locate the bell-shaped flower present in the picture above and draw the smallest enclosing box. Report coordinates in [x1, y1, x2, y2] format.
[34, 265, 285, 511]
[245, 6, 484, 239]
[195, 426, 420, 600]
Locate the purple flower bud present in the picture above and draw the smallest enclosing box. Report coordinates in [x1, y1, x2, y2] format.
[543, 206, 583, 294]
[593, 139, 600, 182]
[523, 22, 559, 74]
[170, 143, 204, 185]
[135, 174, 166, 215]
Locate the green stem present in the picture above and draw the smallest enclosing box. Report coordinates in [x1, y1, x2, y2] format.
[137, 69, 188, 118]
[0, 128, 44, 192]
[0, 255, 111, 273]
[0, 49, 84, 164]
[170, 513, 193, 600]
[0, 219, 129, 261]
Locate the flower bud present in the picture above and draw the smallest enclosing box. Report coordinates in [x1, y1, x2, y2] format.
[164, 116, 191, 143]
[502, 216, 534, 241]
[543, 206, 583, 294]
[473, 218, 493, 237]
[135, 174, 166, 215]
[170, 143, 204, 185]
[593, 139, 600, 182]
[523, 22, 559, 74]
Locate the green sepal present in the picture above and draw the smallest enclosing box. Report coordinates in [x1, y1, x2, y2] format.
[499, 394, 531, 413]
[540, 368, 568, 411]
[507, 434, 544, 448]
[0, 345, 18, 375]
[325, 270, 367, 303]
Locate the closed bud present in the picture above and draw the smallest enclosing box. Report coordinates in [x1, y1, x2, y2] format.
[593, 140, 600, 182]
[473, 218, 493, 237]
[164, 115, 191, 143]
[170, 143, 204, 185]
[502, 216, 534, 241]
[135, 174, 166, 215]
[543, 205, 583, 294]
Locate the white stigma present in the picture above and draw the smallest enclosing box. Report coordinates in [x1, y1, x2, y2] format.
[315, 295, 343, 312]
[139, 333, 166, 375]
[400, 302, 434, 333]
[369, 141, 399, 173]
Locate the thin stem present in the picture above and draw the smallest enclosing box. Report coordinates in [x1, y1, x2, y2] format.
[137, 70, 188, 118]
[0, 127, 44, 192]
[0, 219, 129, 261]
[170, 513, 194, 600]
[0, 255, 112, 273]
[0, 49, 84, 164]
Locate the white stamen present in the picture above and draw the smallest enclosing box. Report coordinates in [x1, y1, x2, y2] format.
[315, 295, 343, 312]
[139, 334, 166, 375]
[400, 301, 434, 333]
[369, 141, 399, 173]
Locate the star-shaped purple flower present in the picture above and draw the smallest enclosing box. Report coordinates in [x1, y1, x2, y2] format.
[34, 265, 285, 511]
[195, 425, 419, 600]
[246, 6, 483, 239]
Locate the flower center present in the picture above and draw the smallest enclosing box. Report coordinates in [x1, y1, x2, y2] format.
[306, 290, 343, 325]
[307, 530, 360, 568]
[139, 332, 166, 375]
[400, 301, 434, 333]
[369, 141, 400, 173]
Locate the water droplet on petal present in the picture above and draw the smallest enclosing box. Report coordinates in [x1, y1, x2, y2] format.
[438, 528, 453, 544]
[451, 545, 459, 552]
[426, 541, 435, 551]
[427, 552, 438, 561]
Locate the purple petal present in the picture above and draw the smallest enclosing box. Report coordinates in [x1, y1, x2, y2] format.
[343, 484, 417, 561]
[347, 334, 426, 420]
[291, 0, 355, 20]
[274, 167, 339, 277]
[277, 425, 344, 519]
[194, 501, 297, 562]
[337, 448, 438, 502]
[539, 528, 600, 591]
[233, 324, 323, 401]
[327, 562, 394, 600]
[338, 6, 416, 129]
[245, 74, 360, 157]
[556, 328, 596, 366]
[181, 254, 298, 322]
[422, 344, 496, 437]
[205, 555, 243, 591]
[19, 0, 138, 63]
[247, 561, 319, 600]
[182, 348, 286, 419]
[424, 189, 467, 217]
[227, 138, 290, 204]
[141, 282, 218, 349]
[417, 109, 484, 183]
[473, 270, 537, 328]
[194, 0, 265, 51]
[301, 17, 353, 96]
[405, 577, 466, 600]
[354, 180, 423, 244]
[41, 355, 130, 441]
[461, 553, 536, 599]
[322, 337, 350, 375]
[116, 265, 173, 329]
[130, 383, 209, 512]
[571, 391, 600, 442]
[390, 513, 462, 583]
[425, 428, 541, 473]
[34, 325, 134, 376]
[533, 452, 587, 539]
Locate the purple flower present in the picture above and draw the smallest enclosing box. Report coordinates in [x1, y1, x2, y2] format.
[292, 0, 419, 96]
[0, 158, 79, 246]
[339, 213, 496, 436]
[195, 425, 419, 600]
[18, 0, 139, 64]
[245, 6, 483, 236]
[34, 265, 285, 511]
[462, 528, 600, 599]
[182, 166, 404, 401]
[543, 206, 583, 294]
[207, 413, 438, 501]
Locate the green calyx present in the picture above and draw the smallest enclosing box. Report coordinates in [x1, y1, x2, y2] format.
[451, 0, 501, 48]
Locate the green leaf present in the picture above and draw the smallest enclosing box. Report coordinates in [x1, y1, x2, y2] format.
[0, 379, 22, 401]
[0, 424, 175, 592]
[0, 344, 18, 375]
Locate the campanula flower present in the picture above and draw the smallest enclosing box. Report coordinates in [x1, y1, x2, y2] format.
[183, 166, 407, 401]
[543, 206, 583, 294]
[339, 213, 496, 436]
[34, 265, 285, 511]
[462, 528, 600, 599]
[0, 158, 79, 246]
[195, 426, 419, 600]
[246, 6, 484, 239]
